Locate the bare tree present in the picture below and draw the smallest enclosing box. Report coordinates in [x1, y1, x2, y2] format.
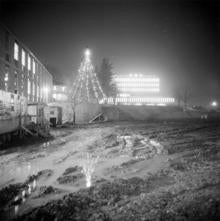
[182, 87, 191, 111]
[175, 85, 191, 111]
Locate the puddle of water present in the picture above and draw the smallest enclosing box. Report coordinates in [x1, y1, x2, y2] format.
[14, 205, 19, 215]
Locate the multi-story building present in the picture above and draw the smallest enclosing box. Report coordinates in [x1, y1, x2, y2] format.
[115, 74, 160, 96]
[50, 84, 73, 124]
[52, 85, 69, 102]
[0, 23, 53, 103]
[105, 73, 175, 105]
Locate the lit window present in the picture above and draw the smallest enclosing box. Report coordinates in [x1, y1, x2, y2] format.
[4, 73, 8, 82]
[28, 79, 31, 95]
[28, 55, 31, 71]
[22, 49, 25, 66]
[14, 71, 18, 87]
[33, 60, 36, 74]
[37, 85, 39, 99]
[33, 83, 35, 96]
[57, 94, 61, 100]
[4, 65, 9, 91]
[14, 42, 19, 60]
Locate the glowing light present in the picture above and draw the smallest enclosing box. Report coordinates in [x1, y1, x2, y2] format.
[211, 101, 218, 107]
[85, 48, 91, 62]
[28, 184, 31, 194]
[72, 48, 106, 104]
[120, 88, 160, 92]
[28, 55, 31, 71]
[4, 75, 8, 81]
[81, 153, 99, 188]
[85, 48, 90, 57]
[33, 60, 36, 74]
[43, 87, 49, 94]
[22, 190, 26, 197]
[33, 179, 36, 189]
[14, 42, 19, 61]
[15, 205, 19, 215]
[22, 49, 26, 66]
[103, 97, 175, 104]
[119, 93, 130, 97]
[115, 77, 160, 82]
[115, 75, 160, 95]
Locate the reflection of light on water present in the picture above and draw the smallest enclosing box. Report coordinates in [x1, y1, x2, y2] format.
[81, 153, 99, 188]
[13, 177, 37, 216]
[22, 190, 25, 197]
[14, 196, 21, 216]
[28, 184, 31, 194]
[33, 179, 37, 189]
[15, 205, 19, 215]
[43, 141, 50, 148]
[22, 190, 26, 203]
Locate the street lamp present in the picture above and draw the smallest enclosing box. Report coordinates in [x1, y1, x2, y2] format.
[211, 101, 218, 107]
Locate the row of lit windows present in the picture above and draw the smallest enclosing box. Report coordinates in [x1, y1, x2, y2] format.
[52, 93, 68, 101]
[120, 88, 160, 92]
[4, 39, 51, 102]
[115, 78, 160, 83]
[129, 73, 143, 77]
[53, 85, 66, 92]
[104, 97, 175, 103]
[128, 74, 158, 78]
[3, 65, 44, 102]
[14, 42, 36, 73]
[117, 83, 160, 87]
[27, 79, 40, 98]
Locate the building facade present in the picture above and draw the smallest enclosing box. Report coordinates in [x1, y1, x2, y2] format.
[115, 74, 160, 96]
[0, 23, 53, 103]
[106, 74, 175, 105]
[52, 85, 69, 102]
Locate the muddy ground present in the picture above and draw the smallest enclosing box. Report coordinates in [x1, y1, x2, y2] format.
[0, 120, 220, 220]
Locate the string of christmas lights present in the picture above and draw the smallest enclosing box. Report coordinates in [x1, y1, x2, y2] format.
[72, 48, 106, 105]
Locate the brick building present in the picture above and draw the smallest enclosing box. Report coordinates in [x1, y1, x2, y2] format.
[0, 23, 53, 103]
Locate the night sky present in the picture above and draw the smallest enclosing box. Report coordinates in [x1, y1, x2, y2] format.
[0, 0, 219, 105]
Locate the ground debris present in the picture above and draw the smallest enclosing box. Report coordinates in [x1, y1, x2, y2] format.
[62, 166, 82, 176]
[25, 169, 53, 184]
[57, 174, 84, 185]
[0, 183, 25, 210]
[1, 121, 220, 220]
[35, 186, 63, 197]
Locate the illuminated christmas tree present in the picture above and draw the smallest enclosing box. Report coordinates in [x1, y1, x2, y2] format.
[72, 48, 106, 105]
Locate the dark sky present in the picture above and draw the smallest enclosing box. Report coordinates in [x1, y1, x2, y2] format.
[0, 0, 219, 105]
